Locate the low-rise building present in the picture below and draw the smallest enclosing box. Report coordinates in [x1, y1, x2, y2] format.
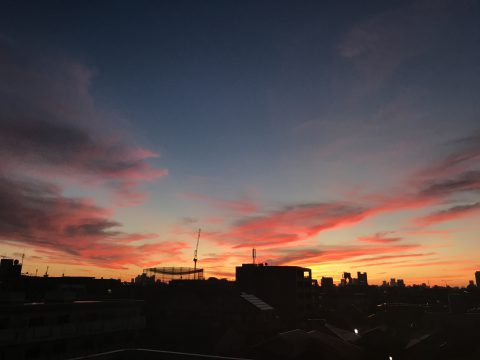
[235, 264, 315, 326]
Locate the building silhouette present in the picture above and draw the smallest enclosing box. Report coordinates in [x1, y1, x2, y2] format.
[341, 272, 352, 286]
[0, 258, 22, 281]
[321, 277, 334, 288]
[357, 272, 368, 286]
[235, 264, 315, 326]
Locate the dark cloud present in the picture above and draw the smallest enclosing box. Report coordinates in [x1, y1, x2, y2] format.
[0, 119, 93, 162]
[0, 39, 173, 265]
[64, 220, 122, 237]
[411, 129, 480, 225]
[420, 171, 480, 197]
[0, 175, 183, 267]
[416, 202, 480, 226]
[0, 39, 166, 205]
[441, 130, 480, 170]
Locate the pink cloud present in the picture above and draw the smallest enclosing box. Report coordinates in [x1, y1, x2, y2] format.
[0, 176, 185, 269]
[216, 202, 369, 249]
[198, 127, 480, 274]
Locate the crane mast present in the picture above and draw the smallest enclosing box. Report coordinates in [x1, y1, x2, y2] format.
[193, 228, 201, 279]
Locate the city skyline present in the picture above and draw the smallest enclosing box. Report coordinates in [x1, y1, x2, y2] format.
[1, 0, 480, 285]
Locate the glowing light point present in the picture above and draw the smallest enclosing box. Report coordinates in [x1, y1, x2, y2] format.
[354, 328, 359, 335]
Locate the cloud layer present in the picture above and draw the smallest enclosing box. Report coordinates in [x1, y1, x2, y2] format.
[0, 39, 168, 268]
[199, 127, 480, 277]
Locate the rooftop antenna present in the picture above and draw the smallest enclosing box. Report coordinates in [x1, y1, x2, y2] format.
[193, 228, 201, 280]
[44, 266, 49, 277]
[252, 248, 256, 265]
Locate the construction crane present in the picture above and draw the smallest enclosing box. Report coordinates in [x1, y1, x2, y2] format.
[193, 228, 201, 280]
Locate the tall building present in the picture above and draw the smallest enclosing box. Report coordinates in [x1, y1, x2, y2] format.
[475, 271, 480, 287]
[235, 264, 315, 326]
[357, 272, 368, 286]
[342, 272, 352, 285]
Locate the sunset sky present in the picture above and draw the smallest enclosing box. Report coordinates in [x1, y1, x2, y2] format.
[1, 0, 479, 285]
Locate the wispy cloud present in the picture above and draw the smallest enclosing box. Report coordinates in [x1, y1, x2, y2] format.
[338, 0, 472, 90]
[178, 192, 258, 214]
[358, 232, 403, 244]
[419, 171, 480, 198]
[271, 243, 423, 267]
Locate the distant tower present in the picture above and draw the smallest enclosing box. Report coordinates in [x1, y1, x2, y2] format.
[357, 272, 368, 286]
[343, 272, 352, 285]
[252, 248, 256, 265]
